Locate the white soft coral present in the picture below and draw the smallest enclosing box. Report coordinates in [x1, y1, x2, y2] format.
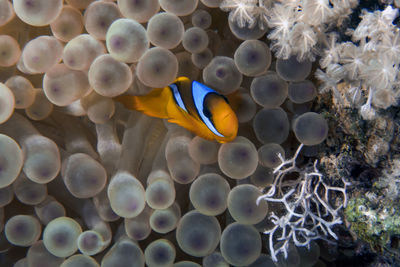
[353, 6, 399, 44]
[340, 42, 366, 80]
[380, 31, 400, 65]
[289, 22, 317, 61]
[267, 3, 297, 39]
[267, 3, 298, 59]
[320, 33, 342, 69]
[315, 64, 346, 104]
[361, 56, 398, 91]
[220, 0, 258, 28]
[315, 5, 400, 118]
[251, 0, 274, 29]
[301, 0, 333, 25]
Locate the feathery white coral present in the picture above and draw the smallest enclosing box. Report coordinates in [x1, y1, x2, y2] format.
[220, 0, 257, 28]
[330, 0, 355, 26]
[340, 42, 366, 80]
[301, 0, 333, 25]
[289, 22, 317, 61]
[267, 3, 298, 59]
[320, 33, 342, 69]
[220, 0, 360, 62]
[380, 32, 400, 65]
[315, 64, 345, 103]
[353, 6, 398, 43]
[252, 0, 273, 28]
[315, 5, 400, 117]
[267, 3, 297, 38]
[361, 56, 398, 91]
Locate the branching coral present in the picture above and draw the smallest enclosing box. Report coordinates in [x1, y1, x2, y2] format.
[257, 144, 349, 262]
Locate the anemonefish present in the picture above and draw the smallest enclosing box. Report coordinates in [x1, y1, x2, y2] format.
[114, 77, 238, 143]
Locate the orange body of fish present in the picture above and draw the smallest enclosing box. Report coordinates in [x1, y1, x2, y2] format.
[114, 77, 238, 143]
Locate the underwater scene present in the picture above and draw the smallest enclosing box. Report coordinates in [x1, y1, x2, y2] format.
[0, 0, 399, 266]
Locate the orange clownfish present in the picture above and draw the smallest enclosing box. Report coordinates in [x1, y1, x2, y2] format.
[115, 77, 238, 143]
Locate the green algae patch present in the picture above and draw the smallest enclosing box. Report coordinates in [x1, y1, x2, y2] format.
[345, 196, 400, 252]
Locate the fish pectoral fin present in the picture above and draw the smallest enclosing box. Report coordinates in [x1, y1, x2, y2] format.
[168, 115, 214, 141]
[166, 109, 200, 135]
[167, 111, 195, 131]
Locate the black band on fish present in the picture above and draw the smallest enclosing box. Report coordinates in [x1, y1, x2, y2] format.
[191, 81, 224, 137]
[169, 83, 188, 113]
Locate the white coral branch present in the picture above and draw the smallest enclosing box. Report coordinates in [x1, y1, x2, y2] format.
[257, 144, 349, 262]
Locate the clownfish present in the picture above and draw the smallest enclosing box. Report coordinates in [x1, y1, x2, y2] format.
[115, 77, 238, 143]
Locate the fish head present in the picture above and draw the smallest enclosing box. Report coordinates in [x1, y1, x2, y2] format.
[209, 97, 238, 143]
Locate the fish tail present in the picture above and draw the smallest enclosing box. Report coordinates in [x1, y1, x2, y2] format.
[114, 88, 170, 119]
